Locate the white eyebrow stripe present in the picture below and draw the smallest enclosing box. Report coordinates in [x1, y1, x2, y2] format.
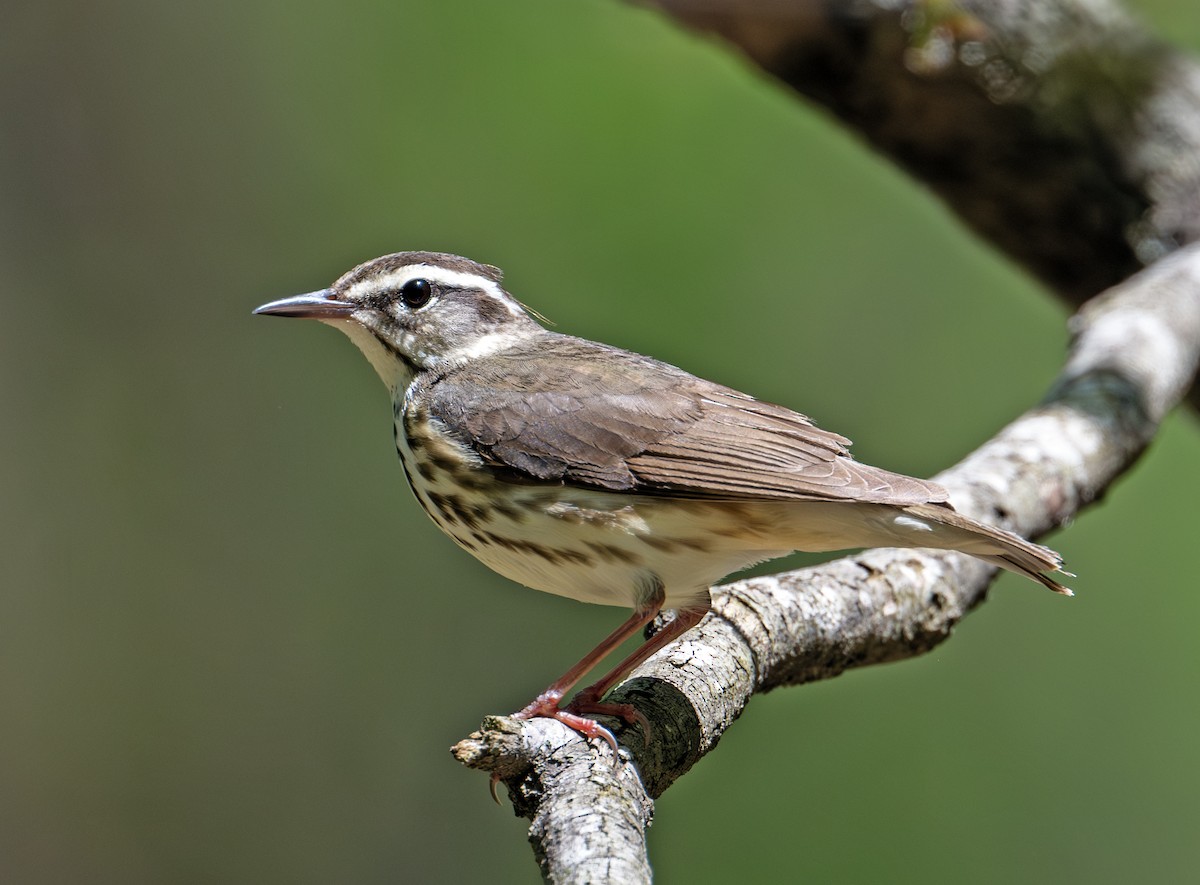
[346, 264, 524, 317]
[447, 329, 526, 361]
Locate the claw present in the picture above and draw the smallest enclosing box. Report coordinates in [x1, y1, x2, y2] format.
[547, 707, 620, 760]
[567, 697, 652, 749]
[511, 696, 622, 763]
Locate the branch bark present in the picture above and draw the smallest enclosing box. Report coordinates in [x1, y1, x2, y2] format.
[451, 2, 1200, 880]
[638, 0, 1200, 411]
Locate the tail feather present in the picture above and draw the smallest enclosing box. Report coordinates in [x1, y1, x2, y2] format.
[901, 503, 1073, 596]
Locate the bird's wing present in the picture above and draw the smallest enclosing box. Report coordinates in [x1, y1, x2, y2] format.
[424, 334, 948, 506]
[627, 389, 948, 504]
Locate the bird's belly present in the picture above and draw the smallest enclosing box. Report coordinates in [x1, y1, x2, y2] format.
[393, 418, 946, 610]
[398, 440, 785, 607]
[474, 489, 798, 608]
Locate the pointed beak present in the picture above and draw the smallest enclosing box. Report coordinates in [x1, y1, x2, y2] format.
[253, 289, 357, 319]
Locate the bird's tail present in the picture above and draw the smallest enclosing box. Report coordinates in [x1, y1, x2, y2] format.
[900, 503, 1072, 596]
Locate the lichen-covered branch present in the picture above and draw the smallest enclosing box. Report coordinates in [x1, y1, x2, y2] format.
[638, 0, 1200, 411]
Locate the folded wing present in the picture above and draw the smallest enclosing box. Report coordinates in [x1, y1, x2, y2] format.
[425, 333, 949, 507]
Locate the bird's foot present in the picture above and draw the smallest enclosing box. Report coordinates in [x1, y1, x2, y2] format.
[494, 695, 624, 803]
[512, 694, 621, 759]
[566, 689, 651, 747]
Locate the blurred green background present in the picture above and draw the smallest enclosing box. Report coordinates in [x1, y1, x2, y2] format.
[3, 1, 1198, 882]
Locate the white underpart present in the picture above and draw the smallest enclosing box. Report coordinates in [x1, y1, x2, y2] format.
[323, 318, 414, 395]
[343, 263, 524, 317]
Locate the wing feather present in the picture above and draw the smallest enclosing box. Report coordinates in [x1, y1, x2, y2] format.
[423, 333, 948, 506]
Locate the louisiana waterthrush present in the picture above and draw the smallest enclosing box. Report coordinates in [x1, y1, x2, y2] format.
[256, 251, 1069, 750]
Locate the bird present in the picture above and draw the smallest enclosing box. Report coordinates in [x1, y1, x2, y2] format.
[255, 251, 1069, 752]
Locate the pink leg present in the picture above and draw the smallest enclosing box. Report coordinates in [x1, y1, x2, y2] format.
[567, 602, 711, 732]
[511, 602, 663, 754]
[494, 598, 710, 797]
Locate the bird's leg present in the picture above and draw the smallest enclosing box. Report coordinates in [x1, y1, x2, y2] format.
[511, 601, 662, 754]
[566, 601, 711, 740]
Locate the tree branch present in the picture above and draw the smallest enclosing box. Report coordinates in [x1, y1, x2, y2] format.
[636, 0, 1200, 410]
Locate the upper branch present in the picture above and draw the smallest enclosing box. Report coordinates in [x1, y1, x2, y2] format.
[639, 0, 1200, 409]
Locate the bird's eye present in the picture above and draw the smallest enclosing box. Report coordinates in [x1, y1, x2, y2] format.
[400, 278, 433, 309]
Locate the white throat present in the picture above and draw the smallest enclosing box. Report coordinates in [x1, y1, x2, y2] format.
[323, 318, 414, 396]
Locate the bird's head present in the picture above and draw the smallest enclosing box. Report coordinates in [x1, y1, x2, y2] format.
[255, 251, 542, 393]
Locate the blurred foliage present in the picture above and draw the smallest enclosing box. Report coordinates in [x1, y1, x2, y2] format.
[1, 1, 1197, 882]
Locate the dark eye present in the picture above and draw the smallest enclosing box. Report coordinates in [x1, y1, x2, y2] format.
[400, 278, 433, 309]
